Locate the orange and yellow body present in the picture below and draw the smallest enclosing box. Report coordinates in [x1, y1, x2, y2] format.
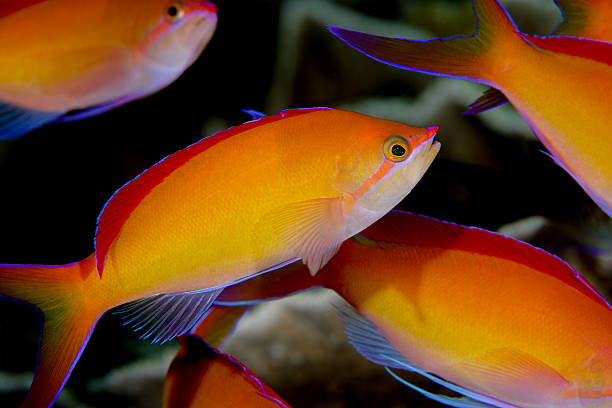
[329, 0, 612, 216]
[0, 0, 218, 138]
[556, 0, 612, 40]
[163, 335, 291, 408]
[214, 211, 612, 407]
[0, 108, 439, 407]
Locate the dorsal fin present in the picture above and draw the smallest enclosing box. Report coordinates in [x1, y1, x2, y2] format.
[94, 108, 329, 276]
[0, 0, 49, 18]
[520, 34, 612, 67]
[356, 211, 612, 310]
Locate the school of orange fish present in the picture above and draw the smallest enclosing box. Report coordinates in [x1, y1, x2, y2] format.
[0, 0, 610, 407]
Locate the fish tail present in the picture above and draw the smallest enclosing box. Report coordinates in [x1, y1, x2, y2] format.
[0, 256, 103, 408]
[328, 0, 523, 84]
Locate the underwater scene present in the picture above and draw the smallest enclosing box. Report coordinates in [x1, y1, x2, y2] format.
[0, 0, 611, 407]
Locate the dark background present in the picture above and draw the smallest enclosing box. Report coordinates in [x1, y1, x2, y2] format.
[0, 0, 610, 407]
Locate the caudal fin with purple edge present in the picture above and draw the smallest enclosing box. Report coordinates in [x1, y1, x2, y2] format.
[328, 0, 522, 85]
[0, 256, 103, 408]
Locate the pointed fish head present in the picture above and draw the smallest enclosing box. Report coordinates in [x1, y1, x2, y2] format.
[337, 121, 440, 237]
[136, 1, 218, 69]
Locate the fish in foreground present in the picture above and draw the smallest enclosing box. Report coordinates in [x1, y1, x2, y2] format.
[0, 108, 439, 408]
[212, 211, 612, 407]
[328, 0, 612, 217]
[0, 0, 218, 139]
[163, 334, 291, 408]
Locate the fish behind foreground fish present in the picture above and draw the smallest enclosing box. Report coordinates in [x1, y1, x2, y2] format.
[0, 108, 439, 408]
[0, 0, 218, 139]
[212, 211, 612, 407]
[163, 334, 291, 408]
[329, 0, 612, 217]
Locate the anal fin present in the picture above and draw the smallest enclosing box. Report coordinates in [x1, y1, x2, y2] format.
[337, 305, 519, 408]
[116, 288, 224, 344]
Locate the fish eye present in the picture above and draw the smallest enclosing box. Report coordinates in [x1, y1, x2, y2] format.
[165, 1, 184, 23]
[383, 135, 410, 162]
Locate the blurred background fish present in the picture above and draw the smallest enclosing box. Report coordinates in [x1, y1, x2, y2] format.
[0, 0, 218, 139]
[163, 335, 291, 408]
[330, 0, 612, 217]
[213, 211, 612, 407]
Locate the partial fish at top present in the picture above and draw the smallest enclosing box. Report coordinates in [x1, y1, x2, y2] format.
[329, 0, 612, 217]
[0, 0, 218, 139]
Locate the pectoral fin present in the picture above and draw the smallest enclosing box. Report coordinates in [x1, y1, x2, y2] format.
[458, 348, 571, 405]
[267, 197, 346, 275]
[0, 101, 63, 139]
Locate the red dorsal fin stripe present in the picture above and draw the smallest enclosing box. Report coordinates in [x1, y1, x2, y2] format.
[94, 108, 330, 276]
[359, 211, 612, 310]
[520, 34, 612, 67]
[0, 0, 49, 18]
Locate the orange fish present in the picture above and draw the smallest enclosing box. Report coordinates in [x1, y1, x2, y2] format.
[328, 0, 612, 217]
[0, 0, 218, 139]
[0, 108, 439, 407]
[211, 211, 612, 407]
[163, 334, 291, 408]
[555, 0, 612, 40]
[469, 0, 612, 116]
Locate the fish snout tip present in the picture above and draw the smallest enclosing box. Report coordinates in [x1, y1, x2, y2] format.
[412, 125, 439, 147]
[199, 1, 217, 14]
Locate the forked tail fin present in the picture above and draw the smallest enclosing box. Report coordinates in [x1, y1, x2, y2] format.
[0, 256, 102, 408]
[328, 0, 523, 85]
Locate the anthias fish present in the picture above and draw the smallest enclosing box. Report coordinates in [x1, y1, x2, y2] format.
[213, 211, 612, 407]
[0, 108, 439, 408]
[468, 0, 612, 117]
[0, 0, 218, 139]
[163, 334, 291, 408]
[555, 0, 612, 40]
[329, 0, 612, 217]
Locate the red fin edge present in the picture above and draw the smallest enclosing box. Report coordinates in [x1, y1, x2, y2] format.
[0, 0, 50, 18]
[359, 211, 612, 310]
[94, 108, 330, 276]
[520, 33, 612, 66]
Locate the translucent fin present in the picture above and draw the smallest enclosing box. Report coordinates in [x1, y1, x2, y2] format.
[116, 288, 224, 344]
[464, 88, 509, 115]
[241, 109, 266, 120]
[337, 305, 518, 408]
[385, 368, 497, 408]
[0, 102, 63, 140]
[458, 348, 571, 405]
[336, 305, 415, 370]
[265, 197, 346, 275]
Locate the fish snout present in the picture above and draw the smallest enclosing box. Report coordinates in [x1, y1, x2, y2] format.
[412, 126, 439, 149]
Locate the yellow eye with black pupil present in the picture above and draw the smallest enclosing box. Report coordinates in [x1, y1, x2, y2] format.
[165, 2, 184, 23]
[383, 135, 410, 162]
